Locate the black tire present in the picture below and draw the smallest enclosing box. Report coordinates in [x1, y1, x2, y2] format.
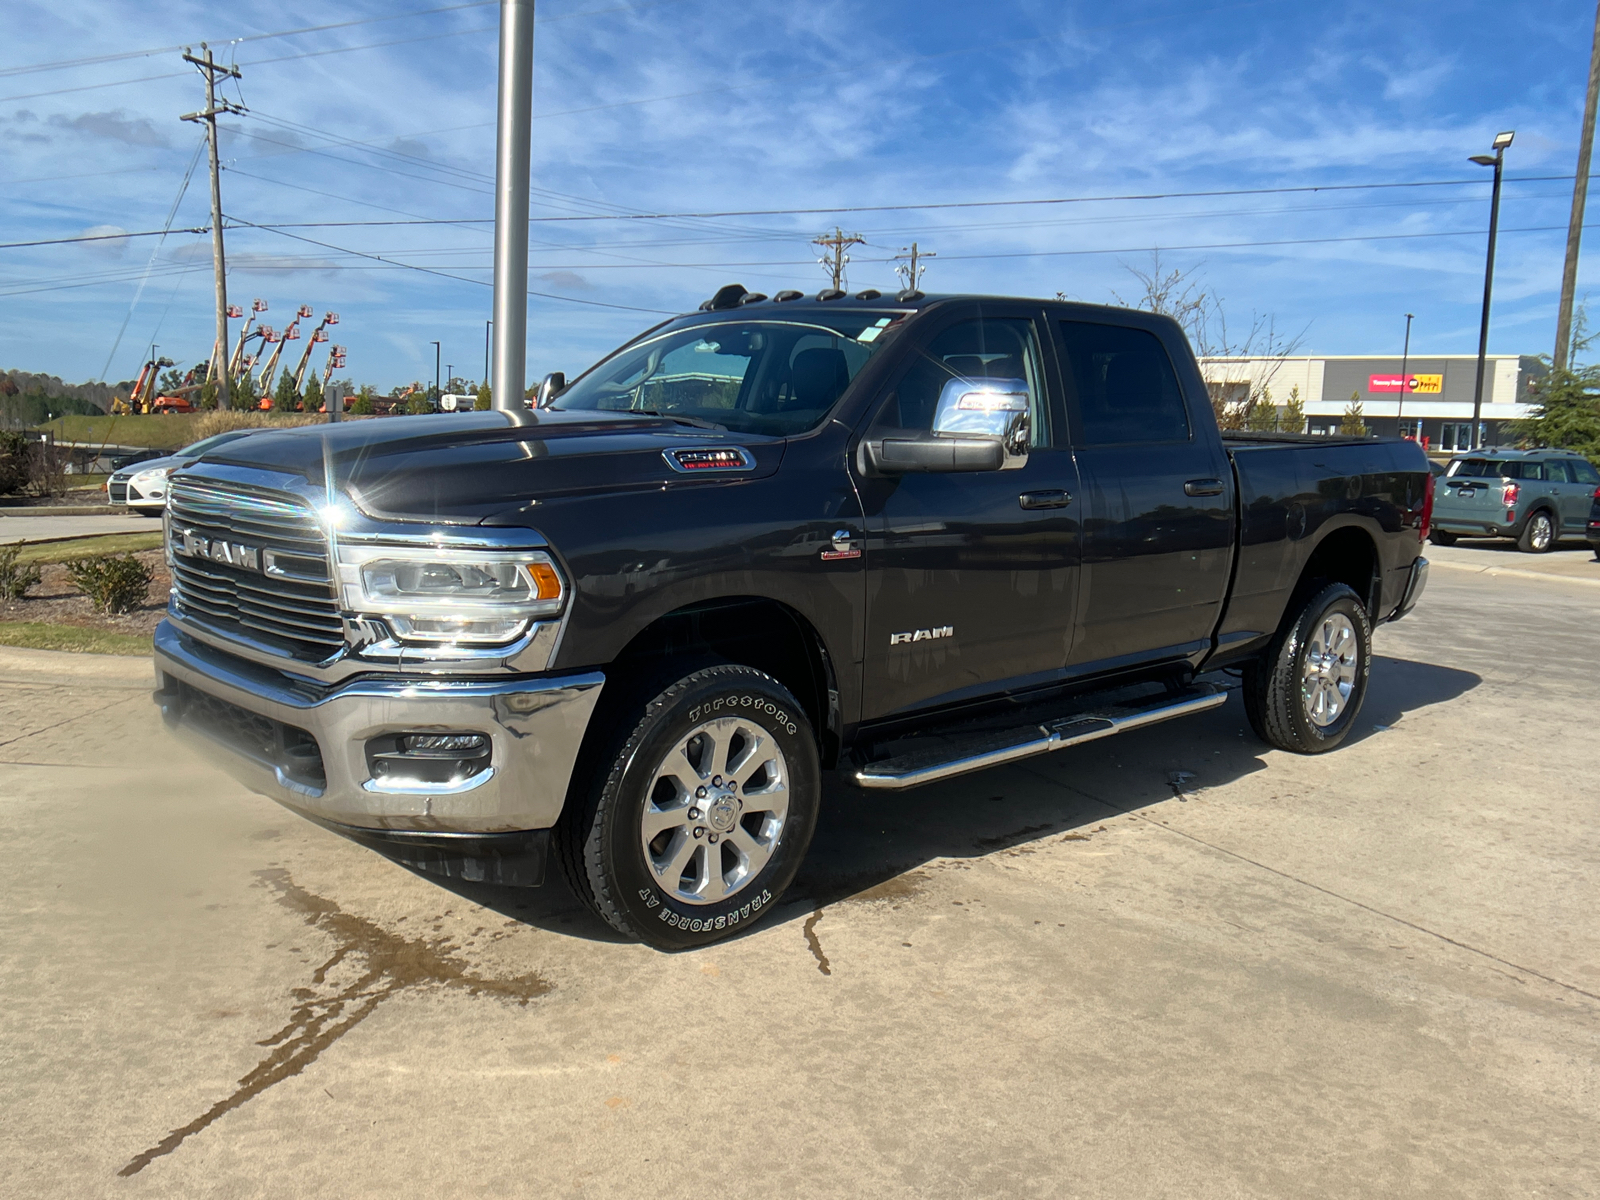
[556, 663, 820, 950]
[1428, 528, 1457, 546]
[1517, 509, 1558, 553]
[1242, 582, 1372, 754]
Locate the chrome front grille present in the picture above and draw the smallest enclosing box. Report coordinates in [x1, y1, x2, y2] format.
[167, 476, 344, 662]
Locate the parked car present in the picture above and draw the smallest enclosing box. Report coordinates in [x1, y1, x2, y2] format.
[152, 290, 1431, 948]
[1430, 448, 1600, 552]
[107, 429, 264, 513]
[1588, 487, 1600, 559]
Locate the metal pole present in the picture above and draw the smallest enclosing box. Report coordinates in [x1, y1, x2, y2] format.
[492, 0, 535, 411]
[1398, 313, 1413, 435]
[484, 319, 492, 387]
[431, 340, 441, 404]
[1556, 0, 1600, 371]
[1472, 149, 1505, 450]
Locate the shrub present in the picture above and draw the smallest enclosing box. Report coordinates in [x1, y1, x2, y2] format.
[406, 394, 433, 415]
[351, 394, 375, 415]
[188, 410, 322, 441]
[0, 541, 41, 599]
[63, 553, 153, 614]
[0, 430, 28, 495]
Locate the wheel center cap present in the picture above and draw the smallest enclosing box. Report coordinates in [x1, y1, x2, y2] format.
[705, 789, 741, 833]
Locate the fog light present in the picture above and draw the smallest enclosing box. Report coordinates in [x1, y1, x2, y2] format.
[366, 731, 491, 786]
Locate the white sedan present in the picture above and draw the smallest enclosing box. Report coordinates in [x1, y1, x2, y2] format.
[106, 430, 262, 514]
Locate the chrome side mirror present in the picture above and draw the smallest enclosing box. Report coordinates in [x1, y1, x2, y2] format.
[536, 371, 566, 407]
[932, 377, 1030, 465]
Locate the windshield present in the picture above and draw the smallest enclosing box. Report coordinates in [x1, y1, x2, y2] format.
[181, 430, 253, 457]
[551, 312, 905, 435]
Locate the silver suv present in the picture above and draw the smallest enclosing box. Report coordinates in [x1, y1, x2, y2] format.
[1431, 449, 1600, 552]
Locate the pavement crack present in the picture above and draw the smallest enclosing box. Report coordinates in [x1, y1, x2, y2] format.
[802, 907, 832, 976]
[1025, 764, 1600, 1007]
[118, 868, 551, 1178]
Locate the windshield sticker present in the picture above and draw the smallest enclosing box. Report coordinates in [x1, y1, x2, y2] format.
[857, 317, 895, 345]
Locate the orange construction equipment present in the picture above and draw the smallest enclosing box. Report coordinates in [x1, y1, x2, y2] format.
[292, 312, 339, 392]
[112, 354, 174, 414]
[255, 305, 310, 403]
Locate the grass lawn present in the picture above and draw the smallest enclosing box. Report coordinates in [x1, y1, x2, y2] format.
[13, 533, 164, 563]
[0, 621, 152, 655]
[38, 414, 200, 449]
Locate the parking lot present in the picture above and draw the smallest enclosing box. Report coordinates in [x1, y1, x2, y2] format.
[2, 563, 1596, 1199]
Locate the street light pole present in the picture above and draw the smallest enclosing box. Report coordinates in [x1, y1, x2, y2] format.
[1470, 132, 1514, 450]
[492, 0, 535, 411]
[1398, 312, 1414, 436]
[484, 319, 492, 390]
[431, 340, 441, 405]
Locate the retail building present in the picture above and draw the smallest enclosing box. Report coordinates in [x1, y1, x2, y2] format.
[1196, 354, 1544, 450]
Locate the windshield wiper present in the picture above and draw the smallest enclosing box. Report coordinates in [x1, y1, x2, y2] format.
[628, 408, 726, 431]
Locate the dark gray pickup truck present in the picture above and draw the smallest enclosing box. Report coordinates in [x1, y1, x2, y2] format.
[153, 291, 1432, 947]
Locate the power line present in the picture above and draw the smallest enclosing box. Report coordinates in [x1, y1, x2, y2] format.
[225, 172, 1600, 230]
[0, 227, 207, 250]
[0, 2, 496, 78]
[223, 214, 676, 313]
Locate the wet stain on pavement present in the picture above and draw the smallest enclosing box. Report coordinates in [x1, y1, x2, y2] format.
[119, 868, 550, 1178]
[802, 907, 832, 976]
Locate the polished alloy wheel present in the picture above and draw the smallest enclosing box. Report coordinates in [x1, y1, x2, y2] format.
[639, 716, 790, 905]
[1301, 613, 1358, 728]
[1529, 513, 1553, 551]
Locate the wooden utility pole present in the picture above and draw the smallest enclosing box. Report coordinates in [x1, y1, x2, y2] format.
[813, 227, 864, 291]
[894, 241, 936, 293]
[181, 45, 242, 410]
[1555, 0, 1600, 371]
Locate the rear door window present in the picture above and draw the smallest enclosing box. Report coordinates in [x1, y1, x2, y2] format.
[1570, 459, 1600, 485]
[1542, 460, 1574, 483]
[1056, 321, 1190, 446]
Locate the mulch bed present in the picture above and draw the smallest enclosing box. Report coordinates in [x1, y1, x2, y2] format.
[1, 549, 169, 639]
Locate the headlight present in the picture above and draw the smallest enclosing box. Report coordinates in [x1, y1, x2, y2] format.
[130, 466, 173, 495]
[335, 544, 564, 645]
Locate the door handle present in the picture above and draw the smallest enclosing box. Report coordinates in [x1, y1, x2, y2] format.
[1019, 489, 1072, 509]
[1184, 478, 1225, 497]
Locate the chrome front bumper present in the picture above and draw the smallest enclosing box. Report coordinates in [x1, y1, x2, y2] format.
[153, 619, 603, 836]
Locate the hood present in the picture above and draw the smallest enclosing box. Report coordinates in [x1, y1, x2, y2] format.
[194, 409, 785, 523]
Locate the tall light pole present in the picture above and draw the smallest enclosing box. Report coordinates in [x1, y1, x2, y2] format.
[484, 319, 492, 390]
[1398, 312, 1415, 437]
[1556, 2, 1600, 371]
[430, 340, 441, 404]
[1470, 131, 1514, 450]
[492, 0, 535, 411]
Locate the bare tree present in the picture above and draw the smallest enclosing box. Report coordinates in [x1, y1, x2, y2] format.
[1109, 253, 1306, 429]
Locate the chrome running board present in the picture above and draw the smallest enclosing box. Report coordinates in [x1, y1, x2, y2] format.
[850, 684, 1228, 791]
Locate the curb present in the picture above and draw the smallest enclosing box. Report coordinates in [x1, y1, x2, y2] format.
[0, 506, 128, 517]
[1429, 558, 1600, 588]
[0, 643, 154, 684]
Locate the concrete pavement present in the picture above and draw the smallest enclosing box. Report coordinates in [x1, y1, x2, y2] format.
[1426, 536, 1599, 585]
[1, 570, 1596, 1199]
[0, 511, 162, 543]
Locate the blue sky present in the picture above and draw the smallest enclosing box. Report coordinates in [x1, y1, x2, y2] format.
[3, 0, 1598, 391]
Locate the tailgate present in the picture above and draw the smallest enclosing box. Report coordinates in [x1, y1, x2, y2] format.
[1436, 475, 1509, 522]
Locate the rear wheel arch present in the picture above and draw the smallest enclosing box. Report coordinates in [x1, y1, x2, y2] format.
[1292, 523, 1381, 623]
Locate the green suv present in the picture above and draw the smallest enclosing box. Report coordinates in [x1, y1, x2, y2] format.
[1431, 449, 1600, 552]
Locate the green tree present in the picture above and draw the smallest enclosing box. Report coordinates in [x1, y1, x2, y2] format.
[1281, 385, 1305, 434]
[406, 393, 433, 415]
[1340, 392, 1368, 436]
[1246, 386, 1279, 431]
[351, 392, 375, 416]
[1515, 364, 1600, 459]
[303, 373, 324, 413]
[475, 380, 492, 410]
[199, 379, 219, 410]
[272, 369, 300, 412]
